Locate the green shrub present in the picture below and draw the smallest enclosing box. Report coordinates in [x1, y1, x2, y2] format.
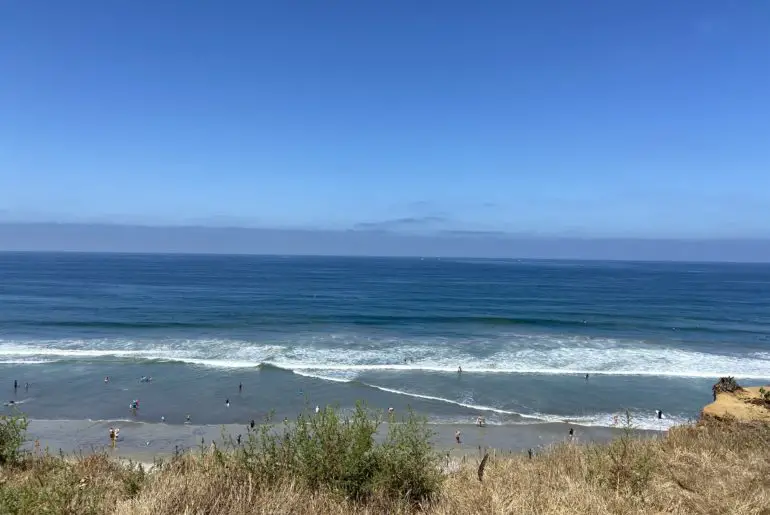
[0, 409, 28, 466]
[231, 403, 443, 503]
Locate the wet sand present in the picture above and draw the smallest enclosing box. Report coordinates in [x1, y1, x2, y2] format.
[24, 418, 663, 464]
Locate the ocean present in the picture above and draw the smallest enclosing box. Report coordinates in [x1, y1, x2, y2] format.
[2, 252, 769, 433]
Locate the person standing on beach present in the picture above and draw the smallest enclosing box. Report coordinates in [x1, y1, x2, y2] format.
[250, 419, 255, 429]
[568, 427, 574, 439]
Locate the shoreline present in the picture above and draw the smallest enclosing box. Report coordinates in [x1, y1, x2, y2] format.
[23, 417, 664, 464]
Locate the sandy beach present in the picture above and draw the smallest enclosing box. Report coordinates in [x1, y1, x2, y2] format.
[24, 417, 662, 465]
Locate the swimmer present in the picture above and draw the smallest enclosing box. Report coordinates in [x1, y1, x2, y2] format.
[455, 430, 462, 444]
[225, 399, 230, 408]
[13, 380, 17, 390]
[585, 373, 589, 381]
[186, 414, 191, 424]
[656, 409, 663, 419]
[24, 382, 29, 391]
[458, 366, 462, 374]
[161, 416, 165, 423]
[239, 382, 243, 393]
[104, 376, 109, 383]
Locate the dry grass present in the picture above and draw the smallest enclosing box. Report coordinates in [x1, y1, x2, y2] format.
[2, 418, 770, 514]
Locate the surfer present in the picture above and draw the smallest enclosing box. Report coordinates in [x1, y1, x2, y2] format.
[656, 409, 663, 419]
[104, 376, 109, 383]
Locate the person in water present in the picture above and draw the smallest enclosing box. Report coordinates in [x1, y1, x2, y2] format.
[104, 376, 109, 383]
[455, 430, 462, 444]
[239, 382, 243, 393]
[186, 414, 191, 424]
[225, 399, 230, 407]
[458, 366, 462, 374]
[656, 409, 663, 419]
[13, 380, 17, 390]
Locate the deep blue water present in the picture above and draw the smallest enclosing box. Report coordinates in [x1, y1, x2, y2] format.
[1, 252, 769, 429]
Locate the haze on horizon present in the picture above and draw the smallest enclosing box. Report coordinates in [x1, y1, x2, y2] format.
[1, 1, 769, 261]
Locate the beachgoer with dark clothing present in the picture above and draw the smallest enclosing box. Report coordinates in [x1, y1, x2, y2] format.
[237, 434, 241, 445]
[250, 419, 255, 429]
[13, 380, 17, 390]
[569, 427, 574, 438]
[656, 409, 663, 419]
[239, 382, 243, 393]
[585, 373, 589, 381]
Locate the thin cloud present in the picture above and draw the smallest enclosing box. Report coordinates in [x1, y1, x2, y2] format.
[353, 216, 448, 231]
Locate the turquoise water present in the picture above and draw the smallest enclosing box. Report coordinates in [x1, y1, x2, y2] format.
[2, 252, 769, 429]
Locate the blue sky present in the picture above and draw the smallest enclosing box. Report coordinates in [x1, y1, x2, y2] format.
[1, 1, 769, 244]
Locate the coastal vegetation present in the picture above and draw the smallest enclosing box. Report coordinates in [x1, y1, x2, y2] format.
[2, 391, 770, 514]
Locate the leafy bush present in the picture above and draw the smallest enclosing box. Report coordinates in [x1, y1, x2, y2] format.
[712, 377, 742, 400]
[0, 409, 28, 465]
[230, 403, 443, 503]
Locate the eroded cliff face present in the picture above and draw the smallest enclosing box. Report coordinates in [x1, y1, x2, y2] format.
[703, 379, 770, 423]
